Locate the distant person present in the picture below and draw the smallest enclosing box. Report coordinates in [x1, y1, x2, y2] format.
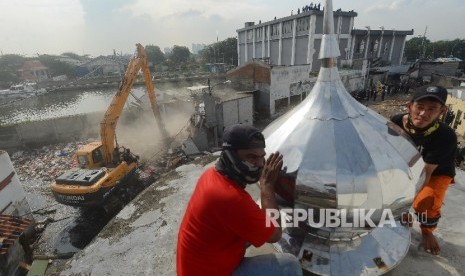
[444, 110, 455, 126]
[405, 82, 411, 93]
[177, 124, 302, 275]
[391, 85, 456, 255]
[381, 85, 387, 101]
[400, 81, 405, 94]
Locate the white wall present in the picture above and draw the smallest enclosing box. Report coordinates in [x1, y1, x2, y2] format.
[270, 65, 314, 115]
[269, 65, 364, 116]
[222, 96, 254, 129]
[0, 151, 31, 216]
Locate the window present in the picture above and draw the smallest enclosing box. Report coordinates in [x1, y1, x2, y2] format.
[373, 39, 379, 53]
[247, 30, 253, 42]
[77, 155, 89, 167]
[92, 148, 103, 164]
[282, 20, 293, 34]
[271, 23, 280, 36]
[297, 17, 310, 32]
[256, 28, 262, 40]
[358, 41, 365, 53]
[383, 42, 389, 55]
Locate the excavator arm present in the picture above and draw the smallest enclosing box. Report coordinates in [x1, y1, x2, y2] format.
[138, 44, 170, 144]
[100, 43, 168, 164]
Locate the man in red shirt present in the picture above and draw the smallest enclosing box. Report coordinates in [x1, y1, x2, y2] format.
[177, 124, 302, 275]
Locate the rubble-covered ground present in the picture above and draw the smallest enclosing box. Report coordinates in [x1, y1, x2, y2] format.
[11, 90, 463, 274]
[363, 91, 410, 119]
[10, 138, 191, 262]
[11, 142, 86, 258]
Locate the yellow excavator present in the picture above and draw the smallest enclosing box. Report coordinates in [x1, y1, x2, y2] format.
[51, 43, 168, 208]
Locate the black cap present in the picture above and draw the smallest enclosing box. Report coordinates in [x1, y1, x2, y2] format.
[222, 124, 265, 150]
[412, 85, 448, 105]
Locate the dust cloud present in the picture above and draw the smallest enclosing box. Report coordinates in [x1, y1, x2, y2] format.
[115, 100, 194, 161]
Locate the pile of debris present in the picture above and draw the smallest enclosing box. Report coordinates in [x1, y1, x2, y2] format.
[11, 141, 85, 183]
[10, 140, 197, 185]
[364, 92, 411, 119]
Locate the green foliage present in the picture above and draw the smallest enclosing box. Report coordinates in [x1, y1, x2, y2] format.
[199, 37, 237, 65]
[38, 55, 76, 77]
[404, 37, 465, 62]
[169, 45, 191, 63]
[0, 54, 25, 83]
[404, 37, 429, 60]
[0, 54, 26, 68]
[145, 45, 165, 66]
[0, 70, 20, 85]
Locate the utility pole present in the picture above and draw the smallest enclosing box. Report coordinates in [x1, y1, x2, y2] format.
[364, 26, 371, 59]
[420, 25, 428, 60]
[377, 26, 384, 58]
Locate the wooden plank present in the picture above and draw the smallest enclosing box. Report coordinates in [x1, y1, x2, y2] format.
[33, 252, 75, 260]
[0, 172, 15, 191]
[18, 261, 31, 270]
[27, 260, 49, 276]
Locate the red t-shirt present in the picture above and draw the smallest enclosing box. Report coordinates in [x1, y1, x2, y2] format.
[176, 167, 275, 276]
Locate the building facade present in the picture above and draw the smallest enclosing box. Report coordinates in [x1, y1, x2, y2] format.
[237, 9, 413, 70]
[19, 60, 50, 81]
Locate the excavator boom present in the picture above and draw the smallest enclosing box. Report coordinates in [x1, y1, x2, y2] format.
[51, 43, 167, 208]
[100, 43, 168, 163]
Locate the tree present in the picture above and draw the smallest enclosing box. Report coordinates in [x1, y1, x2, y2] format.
[404, 37, 465, 62]
[145, 45, 165, 66]
[0, 54, 25, 84]
[199, 37, 237, 65]
[38, 55, 76, 78]
[404, 36, 430, 61]
[170, 45, 191, 63]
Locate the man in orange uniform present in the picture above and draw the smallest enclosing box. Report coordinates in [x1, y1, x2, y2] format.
[177, 124, 302, 275]
[391, 85, 457, 255]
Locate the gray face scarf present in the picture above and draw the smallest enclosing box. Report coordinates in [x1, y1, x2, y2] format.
[215, 149, 263, 188]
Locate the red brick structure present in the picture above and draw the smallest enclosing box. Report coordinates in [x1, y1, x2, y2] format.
[227, 60, 271, 85]
[19, 60, 49, 81]
[227, 60, 271, 117]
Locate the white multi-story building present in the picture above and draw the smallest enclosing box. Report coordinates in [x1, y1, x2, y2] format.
[236, 9, 413, 70]
[192, 43, 206, 55]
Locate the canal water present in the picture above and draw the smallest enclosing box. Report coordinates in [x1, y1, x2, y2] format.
[0, 80, 205, 125]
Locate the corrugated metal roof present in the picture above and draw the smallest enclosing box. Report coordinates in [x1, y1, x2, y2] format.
[0, 215, 32, 255]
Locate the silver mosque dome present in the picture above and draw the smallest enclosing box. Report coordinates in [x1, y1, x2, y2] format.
[262, 0, 425, 275]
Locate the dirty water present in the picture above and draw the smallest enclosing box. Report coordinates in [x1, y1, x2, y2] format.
[0, 80, 203, 125]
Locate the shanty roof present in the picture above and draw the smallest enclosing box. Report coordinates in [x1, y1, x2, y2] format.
[434, 57, 463, 62]
[20, 60, 48, 71]
[0, 214, 32, 255]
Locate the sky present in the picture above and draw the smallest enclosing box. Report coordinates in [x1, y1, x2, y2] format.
[0, 0, 464, 57]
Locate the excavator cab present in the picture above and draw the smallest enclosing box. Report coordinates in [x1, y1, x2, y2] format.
[76, 142, 105, 169]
